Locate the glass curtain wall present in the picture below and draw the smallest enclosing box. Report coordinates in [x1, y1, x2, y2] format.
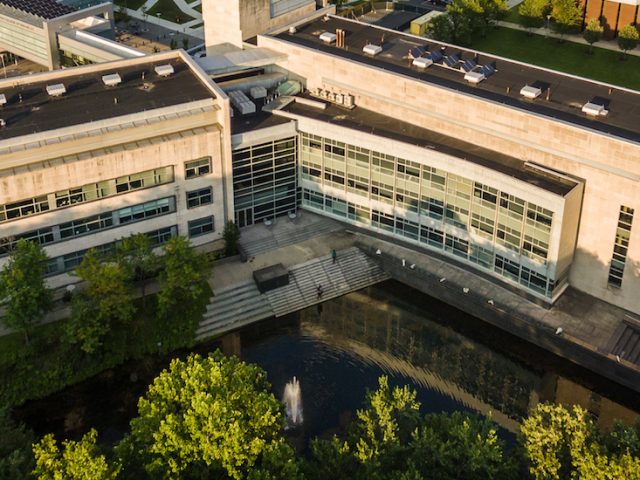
[299, 132, 557, 298]
[232, 137, 297, 228]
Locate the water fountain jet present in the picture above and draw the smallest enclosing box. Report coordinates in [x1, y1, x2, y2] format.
[283, 376, 303, 427]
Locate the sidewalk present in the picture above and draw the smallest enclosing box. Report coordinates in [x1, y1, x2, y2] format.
[497, 20, 640, 58]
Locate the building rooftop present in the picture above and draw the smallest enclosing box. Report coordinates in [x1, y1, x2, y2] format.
[0, 57, 215, 141]
[278, 97, 578, 196]
[0, 0, 74, 19]
[274, 16, 640, 143]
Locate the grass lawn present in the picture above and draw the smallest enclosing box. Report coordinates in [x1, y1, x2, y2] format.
[470, 27, 640, 90]
[113, 0, 148, 10]
[148, 0, 195, 24]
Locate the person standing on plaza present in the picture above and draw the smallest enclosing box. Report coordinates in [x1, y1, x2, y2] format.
[331, 249, 337, 264]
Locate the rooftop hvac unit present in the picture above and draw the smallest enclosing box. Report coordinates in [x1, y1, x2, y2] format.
[363, 44, 382, 56]
[520, 85, 542, 99]
[412, 57, 432, 69]
[464, 71, 485, 84]
[228, 90, 256, 115]
[250, 86, 267, 99]
[154, 64, 174, 77]
[0, 94, 6, 106]
[46, 83, 66, 97]
[582, 101, 608, 116]
[320, 32, 336, 44]
[102, 73, 122, 86]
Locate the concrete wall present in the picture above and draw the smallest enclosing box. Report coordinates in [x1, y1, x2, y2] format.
[257, 33, 640, 313]
[203, 0, 315, 52]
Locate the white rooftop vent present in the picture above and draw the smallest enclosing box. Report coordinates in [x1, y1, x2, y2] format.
[46, 83, 66, 97]
[363, 44, 383, 56]
[0, 94, 6, 106]
[520, 85, 542, 99]
[582, 101, 608, 116]
[464, 71, 485, 84]
[288, 26, 297, 34]
[102, 73, 122, 86]
[320, 32, 337, 44]
[412, 57, 433, 69]
[154, 64, 174, 77]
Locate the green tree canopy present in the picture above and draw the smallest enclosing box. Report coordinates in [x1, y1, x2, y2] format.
[551, 0, 582, 38]
[157, 236, 209, 317]
[0, 408, 35, 480]
[0, 239, 51, 344]
[518, 0, 550, 31]
[65, 249, 134, 353]
[116, 351, 300, 480]
[223, 220, 241, 256]
[33, 429, 119, 480]
[305, 376, 515, 480]
[618, 24, 640, 58]
[521, 403, 640, 480]
[114, 233, 160, 299]
[583, 18, 604, 53]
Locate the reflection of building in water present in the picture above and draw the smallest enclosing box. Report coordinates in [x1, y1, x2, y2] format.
[298, 288, 541, 430]
[295, 287, 639, 430]
[541, 375, 639, 430]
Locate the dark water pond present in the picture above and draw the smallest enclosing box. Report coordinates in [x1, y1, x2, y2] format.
[16, 281, 640, 449]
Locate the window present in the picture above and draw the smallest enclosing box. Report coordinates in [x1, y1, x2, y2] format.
[187, 187, 213, 209]
[188, 216, 215, 237]
[0, 196, 50, 222]
[608, 206, 634, 287]
[185, 157, 212, 179]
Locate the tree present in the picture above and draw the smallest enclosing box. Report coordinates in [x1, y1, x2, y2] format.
[66, 249, 134, 353]
[223, 220, 241, 256]
[115, 233, 160, 301]
[0, 239, 51, 344]
[425, 14, 455, 43]
[33, 429, 119, 480]
[618, 24, 639, 59]
[115, 352, 301, 480]
[519, 0, 550, 32]
[0, 408, 35, 480]
[550, 0, 582, 40]
[156, 236, 209, 317]
[521, 403, 640, 480]
[583, 18, 604, 54]
[305, 376, 514, 480]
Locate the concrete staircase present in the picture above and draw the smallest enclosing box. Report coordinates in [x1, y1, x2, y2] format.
[240, 217, 342, 258]
[196, 282, 274, 341]
[265, 247, 390, 317]
[196, 247, 390, 341]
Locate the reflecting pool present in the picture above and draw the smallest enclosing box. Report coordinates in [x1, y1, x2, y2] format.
[16, 281, 640, 447]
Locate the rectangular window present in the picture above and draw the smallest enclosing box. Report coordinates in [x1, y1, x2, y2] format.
[608, 205, 634, 287]
[185, 157, 212, 179]
[188, 216, 215, 237]
[0, 196, 50, 222]
[187, 187, 213, 209]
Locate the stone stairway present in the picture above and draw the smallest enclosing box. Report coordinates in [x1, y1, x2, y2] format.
[265, 247, 390, 317]
[240, 217, 342, 258]
[196, 247, 390, 341]
[196, 282, 274, 341]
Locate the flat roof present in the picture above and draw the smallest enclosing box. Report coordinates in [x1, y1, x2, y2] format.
[279, 98, 578, 196]
[0, 0, 74, 19]
[232, 110, 293, 136]
[274, 16, 640, 143]
[0, 58, 215, 141]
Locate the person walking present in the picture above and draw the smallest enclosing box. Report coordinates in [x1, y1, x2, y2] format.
[317, 284, 323, 299]
[331, 249, 337, 264]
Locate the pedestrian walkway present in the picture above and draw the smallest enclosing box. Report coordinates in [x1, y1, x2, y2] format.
[497, 21, 640, 58]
